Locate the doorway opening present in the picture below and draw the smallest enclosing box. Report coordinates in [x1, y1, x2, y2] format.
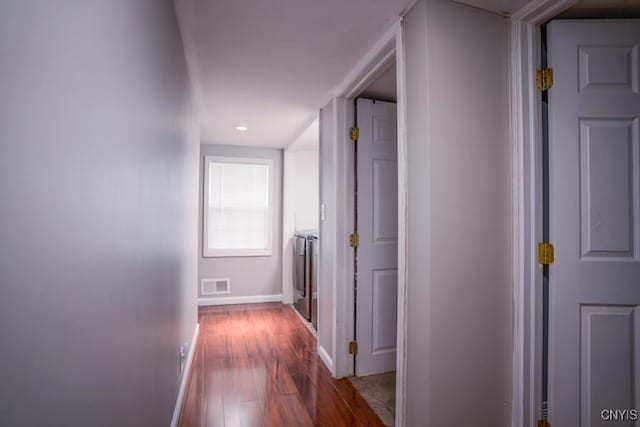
[348, 61, 399, 426]
[511, 1, 640, 425]
[318, 21, 408, 427]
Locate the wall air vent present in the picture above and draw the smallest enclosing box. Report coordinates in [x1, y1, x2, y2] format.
[200, 278, 230, 296]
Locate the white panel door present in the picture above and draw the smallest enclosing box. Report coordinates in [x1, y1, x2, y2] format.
[356, 98, 398, 376]
[548, 20, 640, 426]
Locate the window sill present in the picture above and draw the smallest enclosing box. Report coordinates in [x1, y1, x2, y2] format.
[203, 250, 272, 258]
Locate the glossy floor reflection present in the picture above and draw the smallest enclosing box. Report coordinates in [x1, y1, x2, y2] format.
[179, 303, 384, 427]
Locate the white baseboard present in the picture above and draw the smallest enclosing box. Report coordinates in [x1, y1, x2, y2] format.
[318, 344, 335, 376]
[170, 323, 200, 427]
[198, 294, 282, 306]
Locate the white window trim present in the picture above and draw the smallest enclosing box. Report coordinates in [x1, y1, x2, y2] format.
[203, 155, 274, 258]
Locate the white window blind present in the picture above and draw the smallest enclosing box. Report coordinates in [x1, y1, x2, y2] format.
[204, 157, 272, 257]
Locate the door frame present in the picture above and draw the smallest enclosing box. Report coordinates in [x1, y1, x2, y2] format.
[330, 20, 409, 426]
[509, 1, 579, 425]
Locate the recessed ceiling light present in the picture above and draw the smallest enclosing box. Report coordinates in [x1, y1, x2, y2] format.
[234, 125, 248, 131]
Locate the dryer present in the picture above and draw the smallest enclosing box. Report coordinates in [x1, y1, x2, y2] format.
[293, 230, 318, 324]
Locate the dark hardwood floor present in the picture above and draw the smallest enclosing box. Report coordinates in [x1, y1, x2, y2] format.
[178, 303, 384, 427]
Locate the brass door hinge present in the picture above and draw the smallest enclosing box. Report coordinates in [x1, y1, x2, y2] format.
[349, 341, 358, 355]
[538, 242, 555, 265]
[350, 127, 360, 141]
[537, 419, 551, 427]
[349, 233, 360, 248]
[537, 68, 554, 91]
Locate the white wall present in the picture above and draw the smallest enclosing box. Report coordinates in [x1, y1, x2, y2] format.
[319, 99, 337, 371]
[294, 150, 320, 230]
[0, 1, 199, 425]
[198, 144, 283, 303]
[403, 0, 512, 425]
[282, 151, 297, 304]
[282, 148, 319, 305]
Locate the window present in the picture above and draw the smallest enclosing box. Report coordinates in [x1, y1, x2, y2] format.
[203, 156, 273, 257]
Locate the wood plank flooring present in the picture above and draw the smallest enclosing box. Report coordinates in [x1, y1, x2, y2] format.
[178, 303, 385, 427]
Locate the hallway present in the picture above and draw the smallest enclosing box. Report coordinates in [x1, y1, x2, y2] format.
[179, 303, 383, 426]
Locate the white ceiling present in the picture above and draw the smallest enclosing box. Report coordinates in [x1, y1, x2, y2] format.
[175, 0, 633, 149]
[175, 0, 416, 148]
[360, 63, 397, 102]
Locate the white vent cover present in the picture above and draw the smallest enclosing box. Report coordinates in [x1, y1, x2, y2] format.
[200, 278, 230, 296]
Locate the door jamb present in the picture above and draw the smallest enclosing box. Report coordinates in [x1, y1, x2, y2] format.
[509, 1, 579, 426]
[330, 20, 408, 426]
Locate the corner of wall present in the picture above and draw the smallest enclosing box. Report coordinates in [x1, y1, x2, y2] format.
[318, 344, 335, 376]
[170, 323, 200, 427]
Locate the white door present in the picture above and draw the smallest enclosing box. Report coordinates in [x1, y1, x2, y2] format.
[355, 98, 398, 376]
[548, 20, 640, 426]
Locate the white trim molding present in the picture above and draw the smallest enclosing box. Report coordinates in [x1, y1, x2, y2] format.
[333, 22, 400, 379]
[331, 96, 353, 379]
[328, 18, 409, 427]
[393, 19, 409, 427]
[318, 344, 335, 374]
[509, 1, 579, 426]
[197, 294, 282, 306]
[170, 323, 200, 427]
